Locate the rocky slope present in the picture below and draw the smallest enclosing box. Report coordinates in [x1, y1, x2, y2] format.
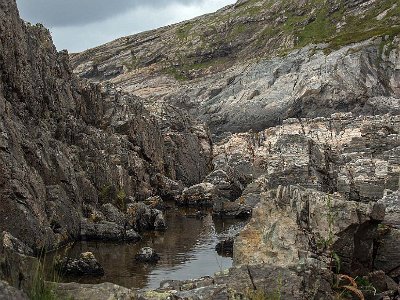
[72, 0, 400, 135]
[0, 0, 211, 253]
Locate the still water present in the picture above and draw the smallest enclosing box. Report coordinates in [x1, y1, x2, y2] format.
[55, 206, 244, 290]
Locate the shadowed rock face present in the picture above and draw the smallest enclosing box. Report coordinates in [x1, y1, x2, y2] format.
[0, 0, 211, 251]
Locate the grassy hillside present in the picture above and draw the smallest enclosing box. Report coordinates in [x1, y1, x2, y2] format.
[72, 0, 400, 81]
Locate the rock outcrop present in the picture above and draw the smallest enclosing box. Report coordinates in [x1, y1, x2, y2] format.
[0, 0, 211, 252]
[226, 113, 400, 298]
[57, 252, 105, 277]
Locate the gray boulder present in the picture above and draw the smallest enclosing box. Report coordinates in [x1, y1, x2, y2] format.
[80, 219, 125, 241]
[178, 183, 217, 207]
[234, 185, 385, 276]
[126, 203, 167, 231]
[135, 247, 160, 263]
[57, 252, 104, 276]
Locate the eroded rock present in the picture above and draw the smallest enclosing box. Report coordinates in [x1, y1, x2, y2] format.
[178, 183, 217, 207]
[57, 252, 104, 276]
[234, 185, 385, 276]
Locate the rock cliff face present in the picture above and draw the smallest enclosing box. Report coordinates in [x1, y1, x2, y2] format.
[220, 113, 400, 294]
[0, 0, 211, 251]
[72, 0, 400, 135]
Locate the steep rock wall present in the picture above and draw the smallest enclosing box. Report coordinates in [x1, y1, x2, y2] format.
[0, 0, 211, 251]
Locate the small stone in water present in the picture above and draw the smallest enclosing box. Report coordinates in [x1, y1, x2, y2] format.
[135, 247, 160, 263]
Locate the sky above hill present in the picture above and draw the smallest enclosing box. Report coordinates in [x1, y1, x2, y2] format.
[16, 0, 235, 53]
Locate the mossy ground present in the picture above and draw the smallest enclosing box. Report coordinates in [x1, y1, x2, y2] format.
[130, 0, 399, 80]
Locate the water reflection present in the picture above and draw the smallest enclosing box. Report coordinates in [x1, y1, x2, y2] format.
[56, 206, 244, 290]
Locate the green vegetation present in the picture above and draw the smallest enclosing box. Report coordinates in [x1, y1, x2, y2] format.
[245, 275, 282, 300]
[163, 66, 189, 81]
[124, 52, 139, 71]
[156, 0, 400, 81]
[176, 22, 195, 41]
[28, 254, 60, 300]
[98, 184, 127, 210]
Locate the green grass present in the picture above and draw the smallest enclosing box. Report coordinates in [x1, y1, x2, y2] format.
[98, 184, 127, 210]
[127, 0, 400, 80]
[163, 66, 189, 81]
[28, 254, 60, 300]
[176, 22, 195, 42]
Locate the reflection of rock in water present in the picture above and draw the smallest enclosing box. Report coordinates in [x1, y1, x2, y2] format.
[54, 203, 244, 290]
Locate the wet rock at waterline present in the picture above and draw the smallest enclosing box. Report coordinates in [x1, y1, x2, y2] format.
[80, 219, 142, 242]
[212, 199, 252, 219]
[126, 203, 167, 231]
[57, 252, 105, 277]
[80, 219, 125, 242]
[135, 247, 161, 263]
[215, 238, 234, 255]
[177, 183, 217, 207]
[125, 229, 142, 242]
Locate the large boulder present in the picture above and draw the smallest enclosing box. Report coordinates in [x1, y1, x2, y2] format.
[126, 203, 167, 231]
[80, 219, 125, 241]
[57, 252, 104, 276]
[234, 185, 385, 276]
[177, 183, 217, 207]
[135, 247, 160, 263]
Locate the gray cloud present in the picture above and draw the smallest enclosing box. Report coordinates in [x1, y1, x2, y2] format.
[16, 0, 203, 26]
[15, 0, 235, 52]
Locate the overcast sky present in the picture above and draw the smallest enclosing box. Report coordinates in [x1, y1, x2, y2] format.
[16, 0, 235, 53]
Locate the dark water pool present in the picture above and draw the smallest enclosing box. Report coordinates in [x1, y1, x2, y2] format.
[52, 206, 244, 290]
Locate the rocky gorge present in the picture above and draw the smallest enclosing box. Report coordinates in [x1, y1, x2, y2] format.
[1, 0, 400, 299]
